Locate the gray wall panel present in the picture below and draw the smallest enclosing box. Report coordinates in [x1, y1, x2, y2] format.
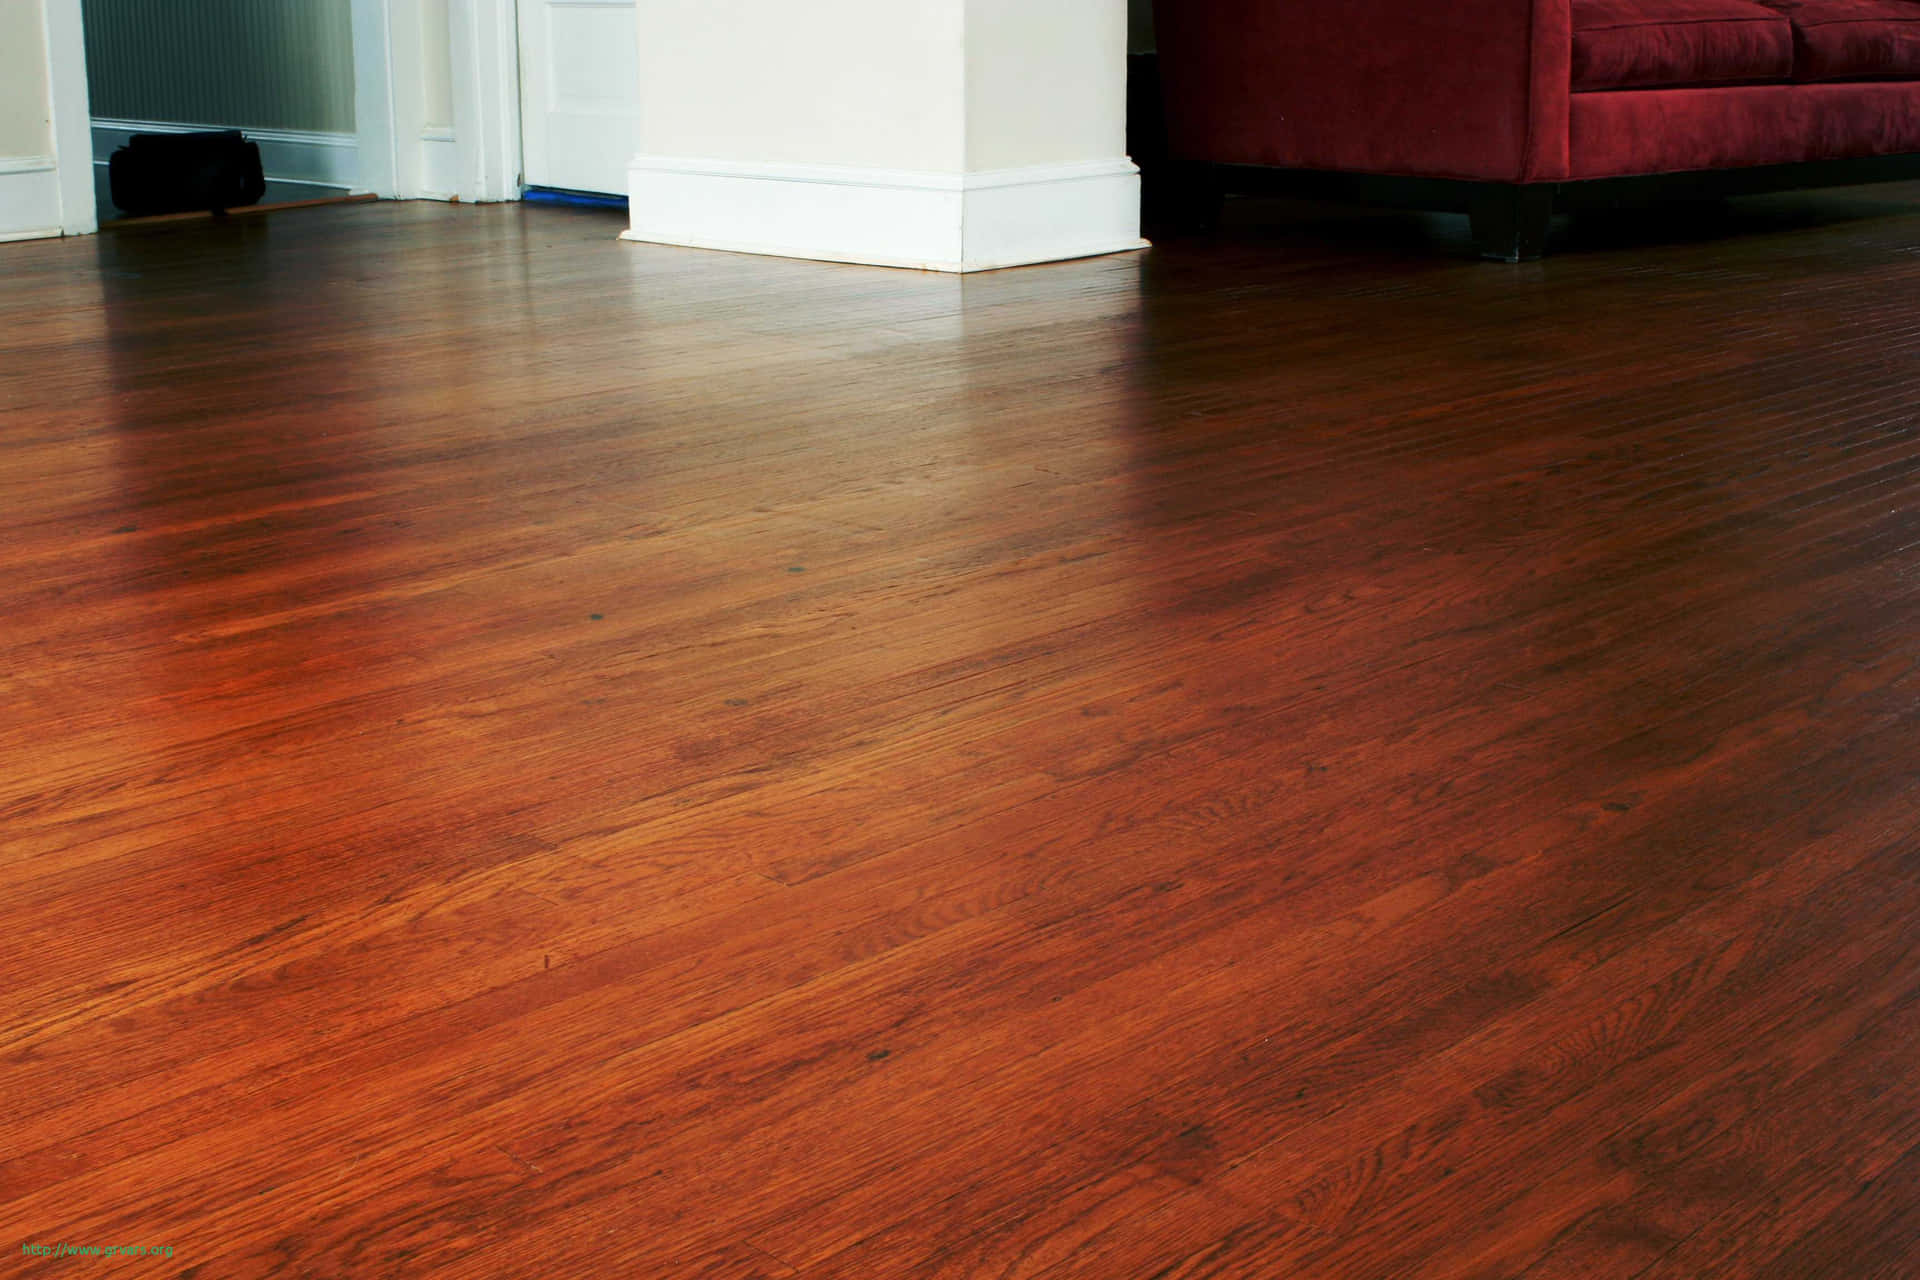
[82, 0, 354, 133]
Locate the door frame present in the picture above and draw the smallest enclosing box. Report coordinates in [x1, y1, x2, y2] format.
[448, 0, 522, 202]
[366, 0, 521, 203]
[43, 0, 96, 235]
[42, 0, 523, 233]
[350, 0, 400, 197]
[514, 0, 649, 198]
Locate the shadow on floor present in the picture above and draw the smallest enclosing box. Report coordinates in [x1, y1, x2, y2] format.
[93, 162, 353, 226]
[1187, 180, 1920, 263]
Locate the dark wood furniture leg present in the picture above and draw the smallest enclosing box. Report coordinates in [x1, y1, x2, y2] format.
[1470, 185, 1554, 261]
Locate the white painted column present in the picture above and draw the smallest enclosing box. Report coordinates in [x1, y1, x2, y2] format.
[624, 0, 1146, 272]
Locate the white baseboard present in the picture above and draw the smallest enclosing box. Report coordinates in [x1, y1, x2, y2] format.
[91, 119, 359, 190]
[623, 156, 1148, 273]
[0, 158, 61, 242]
[418, 130, 461, 201]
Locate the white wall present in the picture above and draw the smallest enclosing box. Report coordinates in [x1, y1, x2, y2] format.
[631, 0, 1133, 175]
[0, 0, 74, 242]
[626, 0, 1144, 272]
[0, 1, 54, 158]
[966, 0, 1126, 171]
[634, 0, 966, 172]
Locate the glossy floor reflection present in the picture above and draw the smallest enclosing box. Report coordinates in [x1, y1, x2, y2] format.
[2, 197, 1918, 1278]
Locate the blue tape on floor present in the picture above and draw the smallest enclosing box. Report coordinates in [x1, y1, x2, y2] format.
[524, 187, 629, 211]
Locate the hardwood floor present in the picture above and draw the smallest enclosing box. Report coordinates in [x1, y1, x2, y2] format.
[2, 192, 1918, 1278]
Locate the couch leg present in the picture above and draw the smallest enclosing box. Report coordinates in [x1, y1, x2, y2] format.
[1146, 161, 1225, 236]
[1470, 185, 1554, 261]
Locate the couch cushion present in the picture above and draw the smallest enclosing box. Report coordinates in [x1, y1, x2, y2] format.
[1573, 0, 1796, 90]
[1569, 80, 1920, 177]
[1760, 1, 1920, 79]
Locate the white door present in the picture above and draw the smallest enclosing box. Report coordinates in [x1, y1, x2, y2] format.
[516, 0, 640, 195]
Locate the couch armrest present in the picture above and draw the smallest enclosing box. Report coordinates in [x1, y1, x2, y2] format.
[1157, 0, 1571, 184]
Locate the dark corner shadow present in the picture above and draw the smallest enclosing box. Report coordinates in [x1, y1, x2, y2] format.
[1145, 180, 1920, 265]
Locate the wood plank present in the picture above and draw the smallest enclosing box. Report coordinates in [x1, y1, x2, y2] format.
[3, 193, 1920, 1276]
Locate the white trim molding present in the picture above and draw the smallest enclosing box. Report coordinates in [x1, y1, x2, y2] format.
[419, 129, 461, 200]
[0, 159, 62, 242]
[90, 119, 361, 190]
[448, 0, 523, 201]
[46, 0, 96, 235]
[623, 156, 1148, 273]
[351, 0, 399, 197]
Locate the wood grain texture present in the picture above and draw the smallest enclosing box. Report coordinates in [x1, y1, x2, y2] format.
[2, 191, 1919, 1278]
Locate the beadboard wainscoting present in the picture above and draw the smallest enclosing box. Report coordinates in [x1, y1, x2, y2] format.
[91, 118, 360, 192]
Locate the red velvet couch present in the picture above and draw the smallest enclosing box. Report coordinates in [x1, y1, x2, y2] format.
[1156, 0, 1920, 257]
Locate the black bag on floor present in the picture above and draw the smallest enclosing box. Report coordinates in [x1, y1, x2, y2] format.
[108, 131, 266, 217]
